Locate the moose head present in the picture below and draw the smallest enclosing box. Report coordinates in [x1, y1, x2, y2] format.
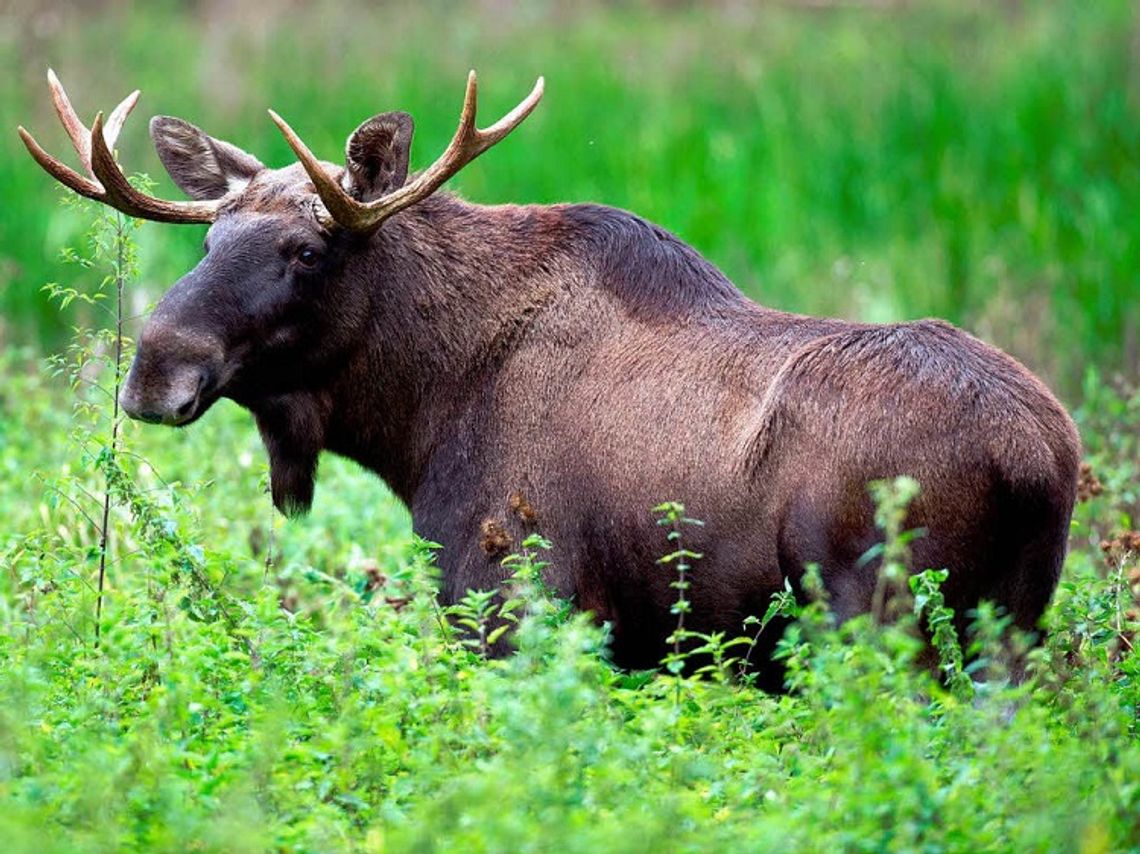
[19, 70, 543, 430]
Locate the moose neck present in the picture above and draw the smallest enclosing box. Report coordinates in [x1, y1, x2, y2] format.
[254, 194, 571, 514]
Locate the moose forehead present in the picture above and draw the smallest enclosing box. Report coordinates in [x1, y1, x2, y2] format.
[216, 161, 340, 221]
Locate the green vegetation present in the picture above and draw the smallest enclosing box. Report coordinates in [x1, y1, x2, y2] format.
[2, 2, 1139, 851]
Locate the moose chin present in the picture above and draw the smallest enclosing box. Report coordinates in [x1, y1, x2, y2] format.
[20, 70, 1079, 686]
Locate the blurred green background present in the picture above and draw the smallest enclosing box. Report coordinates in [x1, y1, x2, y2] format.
[1, 0, 1137, 397]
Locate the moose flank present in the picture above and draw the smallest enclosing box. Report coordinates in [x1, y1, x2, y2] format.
[20, 71, 1080, 683]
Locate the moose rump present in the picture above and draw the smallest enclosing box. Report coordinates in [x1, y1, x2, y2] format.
[747, 319, 1079, 642]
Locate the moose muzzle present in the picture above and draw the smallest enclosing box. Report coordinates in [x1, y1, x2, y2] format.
[120, 322, 224, 427]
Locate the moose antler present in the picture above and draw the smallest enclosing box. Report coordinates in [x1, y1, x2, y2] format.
[18, 69, 219, 224]
[270, 70, 544, 231]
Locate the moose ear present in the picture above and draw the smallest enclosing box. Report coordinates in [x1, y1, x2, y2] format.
[342, 111, 414, 202]
[149, 116, 265, 201]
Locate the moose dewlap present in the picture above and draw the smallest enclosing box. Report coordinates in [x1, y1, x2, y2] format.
[20, 71, 1080, 684]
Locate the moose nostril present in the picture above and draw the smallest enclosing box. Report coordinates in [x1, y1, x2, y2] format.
[170, 369, 212, 425]
[175, 395, 197, 420]
[133, 409, 167, 424]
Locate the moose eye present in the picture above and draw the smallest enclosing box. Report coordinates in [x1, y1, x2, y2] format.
[296, 247, 321, 268]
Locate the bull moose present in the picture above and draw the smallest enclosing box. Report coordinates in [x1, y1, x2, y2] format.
[20, 71, 1079, 682]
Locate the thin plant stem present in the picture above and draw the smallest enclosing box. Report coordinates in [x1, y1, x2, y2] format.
[95, 210, 127, 646]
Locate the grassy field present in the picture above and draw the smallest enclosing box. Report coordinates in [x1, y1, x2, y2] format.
[1, 1, 1139, 851]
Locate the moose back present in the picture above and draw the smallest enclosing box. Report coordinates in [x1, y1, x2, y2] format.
[20, 72, 1080, 681]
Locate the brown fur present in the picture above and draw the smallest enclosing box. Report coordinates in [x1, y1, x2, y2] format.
[118, 116, 1081, 685]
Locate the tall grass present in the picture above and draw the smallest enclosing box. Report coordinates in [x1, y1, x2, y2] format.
[2, 0, 1137, 395]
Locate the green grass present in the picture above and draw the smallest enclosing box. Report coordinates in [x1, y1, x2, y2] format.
[1, 336, 1138, 851]
[2, 0, 1138, 395]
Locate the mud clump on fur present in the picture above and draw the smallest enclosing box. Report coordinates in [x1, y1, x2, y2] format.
[509, 491, 537, 525]
[480, 518, 512, 556]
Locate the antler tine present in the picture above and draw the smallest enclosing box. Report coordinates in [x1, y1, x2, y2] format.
[271, 71, 545, 232]
[461, 70, 547, 154]
[268, 108, 358, 227]
[47, 68, 94, 177]
[104, 88, 141, 151]
[457, 69, 479, 143]
[17, 124, 102, 199]
[20, 70, 219, 225]
[45, 69, 140, 179]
